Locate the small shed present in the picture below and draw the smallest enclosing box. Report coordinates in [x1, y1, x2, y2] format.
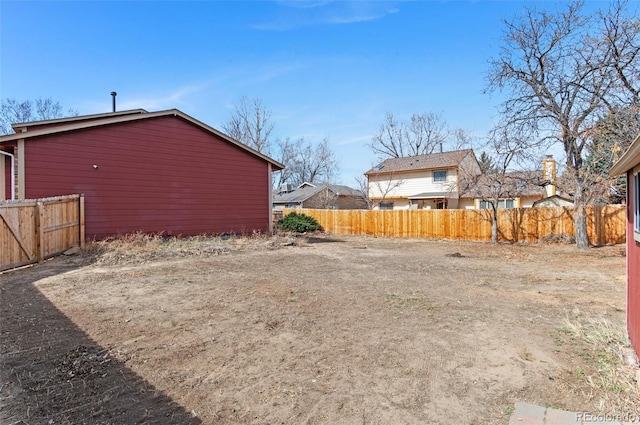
[0, 109, 283, 240]
[610, 133, 640, 358]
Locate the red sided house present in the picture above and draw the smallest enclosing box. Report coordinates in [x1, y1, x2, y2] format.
[610, 133, 640, 358]
[0, 109, 283, 240]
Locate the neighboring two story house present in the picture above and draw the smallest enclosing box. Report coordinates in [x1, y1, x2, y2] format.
[365, 150, 567, 210]
[364, 149, 481, 210]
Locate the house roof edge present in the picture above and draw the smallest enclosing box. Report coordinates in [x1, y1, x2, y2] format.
[0, 108, 284, 170]
[611, 133, 640, 175]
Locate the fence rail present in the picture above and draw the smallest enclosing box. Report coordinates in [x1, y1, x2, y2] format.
[282, 205, 626, 245]
[1, 194, 84, 272]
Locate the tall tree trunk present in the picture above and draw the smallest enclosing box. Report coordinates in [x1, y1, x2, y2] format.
[491, 207, 499, 243]
[573, 182, 590, 249]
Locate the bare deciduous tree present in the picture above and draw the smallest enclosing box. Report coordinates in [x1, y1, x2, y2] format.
[272, 137, 295, 189]
[601, 1, 640, 105]
[449, 128, 475, 151]
[354, 175, 372, 209]
[310, 186, 339, 209]
[223, 96, 275, 154]
[370, 112, 474, 160]
[224, 97, 339, 189]
[288, 138, 338, 186]
[461, 125, 544, 243]
[487, 0, 640, 248]
[1, 98, 78, 135]
[369, 112, 449, 159]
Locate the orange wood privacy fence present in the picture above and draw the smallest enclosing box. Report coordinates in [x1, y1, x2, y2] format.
[282, 205, 626, 245]
[1, 194, 84, 272]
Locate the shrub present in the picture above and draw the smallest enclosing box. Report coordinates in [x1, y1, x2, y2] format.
[278, 212, 321, 233]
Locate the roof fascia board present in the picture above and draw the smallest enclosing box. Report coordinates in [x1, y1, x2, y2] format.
[0, 110, 170, 142]
[10, 109, 148, 132]
[171, 110, 284, 170]
[298, 182, 317, 188]
[0, 108, 284, 170]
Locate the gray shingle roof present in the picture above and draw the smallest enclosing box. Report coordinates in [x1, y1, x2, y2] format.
[364, 149, 475, 175]
[459, 171, 546, 198]
[273, 183, 362, 204]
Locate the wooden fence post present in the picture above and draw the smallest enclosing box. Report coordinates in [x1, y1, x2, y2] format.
[36, 200, 44, 263]
[79, 194, 85, 247]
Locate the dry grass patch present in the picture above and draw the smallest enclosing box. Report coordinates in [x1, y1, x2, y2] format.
[2, 233, 634, 424]
[558, 309, 639, 414]
[83, 232, 301, 265]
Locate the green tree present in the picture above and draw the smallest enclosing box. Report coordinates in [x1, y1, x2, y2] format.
[585, 105, 640, 203]
[478, 151, 496, 173]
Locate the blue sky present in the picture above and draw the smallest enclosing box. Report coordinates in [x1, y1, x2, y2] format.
[1, 1, 579, 185]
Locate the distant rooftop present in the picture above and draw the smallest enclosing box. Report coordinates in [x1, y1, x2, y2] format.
[273, 182, 362, 203]
[365, 149, 475, 175]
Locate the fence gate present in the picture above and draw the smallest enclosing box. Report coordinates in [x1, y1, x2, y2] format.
[1, 194, 84, 272]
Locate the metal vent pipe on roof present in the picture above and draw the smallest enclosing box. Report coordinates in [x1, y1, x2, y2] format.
[110, 91, 117, 112]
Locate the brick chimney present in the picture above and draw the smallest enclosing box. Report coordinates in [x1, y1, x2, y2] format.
[542, 155, 556, 197]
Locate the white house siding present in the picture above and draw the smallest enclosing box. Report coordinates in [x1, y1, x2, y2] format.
[519, 196, 541, 208]
[368, 168, 458, 199]
[459, 198, 476, 209]
[372, 199, 412, 210]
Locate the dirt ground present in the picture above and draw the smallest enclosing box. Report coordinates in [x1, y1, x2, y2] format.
[1, 233, 638, 424]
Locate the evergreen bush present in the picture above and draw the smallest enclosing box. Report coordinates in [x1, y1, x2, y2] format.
[278, 212, 321, 233]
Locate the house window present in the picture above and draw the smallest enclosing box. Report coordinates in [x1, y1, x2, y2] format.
[435, 200, 447, 209]
[500, 199, 515, 209]
[479, 199, 516, 209]
[379, 201, 394, 210]
[434, 170, 447, 182]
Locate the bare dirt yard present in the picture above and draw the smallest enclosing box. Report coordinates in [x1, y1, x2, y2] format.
[1, 233, 638, 424]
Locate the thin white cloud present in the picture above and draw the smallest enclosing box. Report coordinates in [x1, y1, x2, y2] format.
[118, 84, 207, 111]
[253, 1, 400, 31]
[274, 0, 335, 9]
[253, 61, 311, 83]
[335, 133, 372, 146]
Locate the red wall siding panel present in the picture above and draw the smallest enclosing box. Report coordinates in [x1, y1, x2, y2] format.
[627, 171, 640, 356]
[23, 116, 271, 239]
